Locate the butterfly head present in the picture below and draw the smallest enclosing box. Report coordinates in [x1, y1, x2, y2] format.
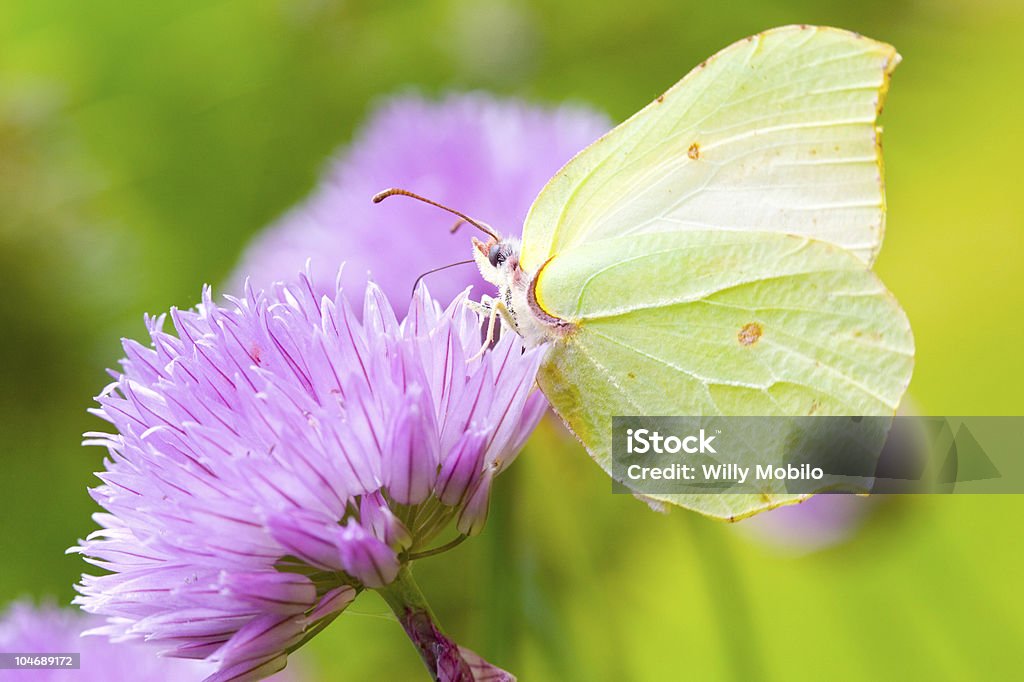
[473, 236, 521, 287]
[370, 187, 523, 287]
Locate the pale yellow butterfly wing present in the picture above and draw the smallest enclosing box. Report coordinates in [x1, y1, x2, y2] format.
[520, 25, 899, 272]
[533, 230, 914, 520]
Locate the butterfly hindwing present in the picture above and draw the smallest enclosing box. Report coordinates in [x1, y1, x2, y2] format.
[533, 229, 914, 519]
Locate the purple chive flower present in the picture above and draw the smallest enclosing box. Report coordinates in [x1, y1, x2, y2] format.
[72, 270, 546, 681]
[734, 495, 873, 554]
[232, 93, 610, 305]
[0, 601, 219, 681]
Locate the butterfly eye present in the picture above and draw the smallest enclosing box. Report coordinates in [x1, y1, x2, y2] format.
[488, 244, 506, 267]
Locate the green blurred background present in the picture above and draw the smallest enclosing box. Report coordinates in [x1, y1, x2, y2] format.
[1, 0, 1022, 679]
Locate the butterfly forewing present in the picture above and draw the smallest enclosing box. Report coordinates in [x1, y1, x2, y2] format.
[520, 25, 899, 273]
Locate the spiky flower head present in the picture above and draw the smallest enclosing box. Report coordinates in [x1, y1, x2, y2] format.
[72, 270, 545, 681]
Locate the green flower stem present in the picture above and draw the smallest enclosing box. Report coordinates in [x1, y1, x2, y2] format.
[406, 534, 468, 561]
[376, 564, 474, 681]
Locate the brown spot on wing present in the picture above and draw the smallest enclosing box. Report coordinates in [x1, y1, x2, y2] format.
[738, 322, 763, 346]
[687, 142, 701, 160]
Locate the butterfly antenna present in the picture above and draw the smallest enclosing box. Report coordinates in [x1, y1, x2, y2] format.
[372, 188, 501, 240]
[411, 259, 476, 296]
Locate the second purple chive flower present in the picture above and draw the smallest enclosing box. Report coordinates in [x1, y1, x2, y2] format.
[73, 270, 546, 681]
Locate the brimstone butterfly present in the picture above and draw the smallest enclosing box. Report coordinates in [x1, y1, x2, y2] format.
[377, 25, 914, 520]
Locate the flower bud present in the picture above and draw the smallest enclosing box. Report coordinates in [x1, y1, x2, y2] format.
[304, 585, 358, 623]
[360, 491, 412, 549]
[384, 387, 440, 505]
[336, 520, 400, 588]
[208, 613, 305, 679]
[456, 466, 494, 536]
[435, 430, 488, 506]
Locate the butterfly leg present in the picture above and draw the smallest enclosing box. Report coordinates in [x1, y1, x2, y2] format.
[465, 295, 493, 317]
[467, 296, 515, 362]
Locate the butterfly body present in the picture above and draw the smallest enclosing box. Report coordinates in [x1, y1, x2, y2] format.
[471, 235, 574, 349]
